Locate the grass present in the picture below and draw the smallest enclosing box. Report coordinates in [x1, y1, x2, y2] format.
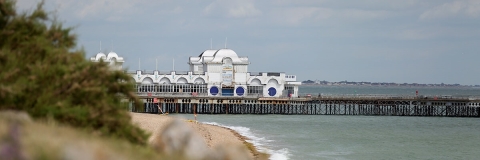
[0, 114, 164, 160]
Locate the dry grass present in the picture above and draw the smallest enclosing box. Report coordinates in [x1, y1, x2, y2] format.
[0, 112, 270, 160]
[0, 113, 163, 160]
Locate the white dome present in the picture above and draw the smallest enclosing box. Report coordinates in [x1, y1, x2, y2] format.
[106, 51, 124, 62]
[191, 48, 249, 64]
[199, 50, 217, 57]
[211, 49, 241, 63]
[95, 52, 106, 61]
[214, 49, 238, 58]
[90, 51, 124, 70]
[107, 52, 118, 59]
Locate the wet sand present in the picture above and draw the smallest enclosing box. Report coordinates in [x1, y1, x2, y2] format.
[130, 113, 267, 159]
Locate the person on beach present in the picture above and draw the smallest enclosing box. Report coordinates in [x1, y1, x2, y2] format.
[157, 104, 164, 114]
[194, 113, 197, 124]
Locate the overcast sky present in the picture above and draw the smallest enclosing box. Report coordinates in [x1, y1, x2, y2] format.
[18, 0, 480, 85]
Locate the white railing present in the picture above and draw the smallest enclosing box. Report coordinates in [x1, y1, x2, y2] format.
[296, 94, 474, 100]
[138, 92, 206, 97]
[136, 92, 479, 100]
[137, 92, 262, 98]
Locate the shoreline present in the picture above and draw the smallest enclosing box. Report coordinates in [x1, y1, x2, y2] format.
[129, 113, 269, 160]
[210, 124, 270, 160]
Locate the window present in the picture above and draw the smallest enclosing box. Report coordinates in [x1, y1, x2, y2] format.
[158, 84, 172, 92]
[135, 84, 207, 93]
[191, 84, 207, 93]
[267, 72, 280, 76]
[247, 86, 263, 94]
[284, 86, 294, 94]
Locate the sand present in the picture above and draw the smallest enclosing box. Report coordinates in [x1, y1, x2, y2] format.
[129, 113, 266, 159]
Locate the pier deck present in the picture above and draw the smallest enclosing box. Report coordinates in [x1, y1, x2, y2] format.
[130, 94, 480, 117]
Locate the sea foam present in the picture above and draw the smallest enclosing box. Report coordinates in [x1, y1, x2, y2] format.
[204, 122, 290, 160]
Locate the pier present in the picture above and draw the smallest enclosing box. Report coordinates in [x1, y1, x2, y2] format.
[130, 94, 480, 117]
[90, 49, 480, 117]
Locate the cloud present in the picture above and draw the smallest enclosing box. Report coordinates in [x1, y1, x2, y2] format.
[268, 7, 328, 25]
[397, 26, 480, 40]
[17, 0, 142, 21]
[74, 0, 145, 20]
[19, 0, 176, 22]
[204, 0, 261, 18]
[14, 0, 480, 85]
[397, 28, 439, 40]
[338, 9, 390, 21]
[271, 7, 390, 26]
[420, 0, 480, 19]
[15, 0, 41, 11]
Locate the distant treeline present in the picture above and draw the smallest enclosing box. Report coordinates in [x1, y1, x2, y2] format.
[301, 80, 478, 87]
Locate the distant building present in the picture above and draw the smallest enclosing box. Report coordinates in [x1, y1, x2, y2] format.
[91, 48, 301, 98]
[90, 51, 124, 70]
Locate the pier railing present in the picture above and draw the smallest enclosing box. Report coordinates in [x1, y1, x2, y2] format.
[136, 91, 479, 101]
[137, 92, 263, 99]
[314, 94, 417, 100]
[298, 94, 477, 100]
[131, 92, 480, 117]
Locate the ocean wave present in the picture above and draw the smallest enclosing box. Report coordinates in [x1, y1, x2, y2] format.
[269, 148, 290, 160]
[203, 122, 290, 160]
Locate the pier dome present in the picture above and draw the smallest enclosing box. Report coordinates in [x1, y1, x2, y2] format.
[199, 49, 217, 57]
[93, 52, 106, 61]
[106, 51, 124, 62]
[214, 49, 238, 58]
[107, 52, 118, 59]
[90, 51, 124, 70]
[212, 49, 241, 63]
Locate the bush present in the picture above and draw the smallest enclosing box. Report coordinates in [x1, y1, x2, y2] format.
[0, 0, 147, 145]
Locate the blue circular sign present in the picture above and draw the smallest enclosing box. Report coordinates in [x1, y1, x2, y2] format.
[268, 87, 276, 96]
[236, 87, 245, 96]
[210, 86, 219, 96]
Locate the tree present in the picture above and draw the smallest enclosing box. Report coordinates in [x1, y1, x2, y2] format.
[0, 0, 147, 145]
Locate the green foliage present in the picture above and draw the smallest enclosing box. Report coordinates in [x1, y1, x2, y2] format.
[0, 0, 147, 145]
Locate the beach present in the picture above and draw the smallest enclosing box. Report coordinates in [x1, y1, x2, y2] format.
[130, 113, 266, 159]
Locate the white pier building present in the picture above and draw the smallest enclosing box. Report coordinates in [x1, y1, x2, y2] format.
[91, 48, 301, 98]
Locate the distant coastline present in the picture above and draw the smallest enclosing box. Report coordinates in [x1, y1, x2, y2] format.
[301, 80, 480, 88]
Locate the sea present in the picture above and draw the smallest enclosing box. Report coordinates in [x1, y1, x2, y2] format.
[172, 85, 480, 160]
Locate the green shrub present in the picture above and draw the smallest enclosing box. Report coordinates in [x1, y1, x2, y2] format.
[0, 0, 147, 145]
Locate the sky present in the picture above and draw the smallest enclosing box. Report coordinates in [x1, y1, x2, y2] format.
[17, 0, 480, 85]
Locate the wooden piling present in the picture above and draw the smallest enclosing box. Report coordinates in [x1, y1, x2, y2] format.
[134, 97, 480, 117]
